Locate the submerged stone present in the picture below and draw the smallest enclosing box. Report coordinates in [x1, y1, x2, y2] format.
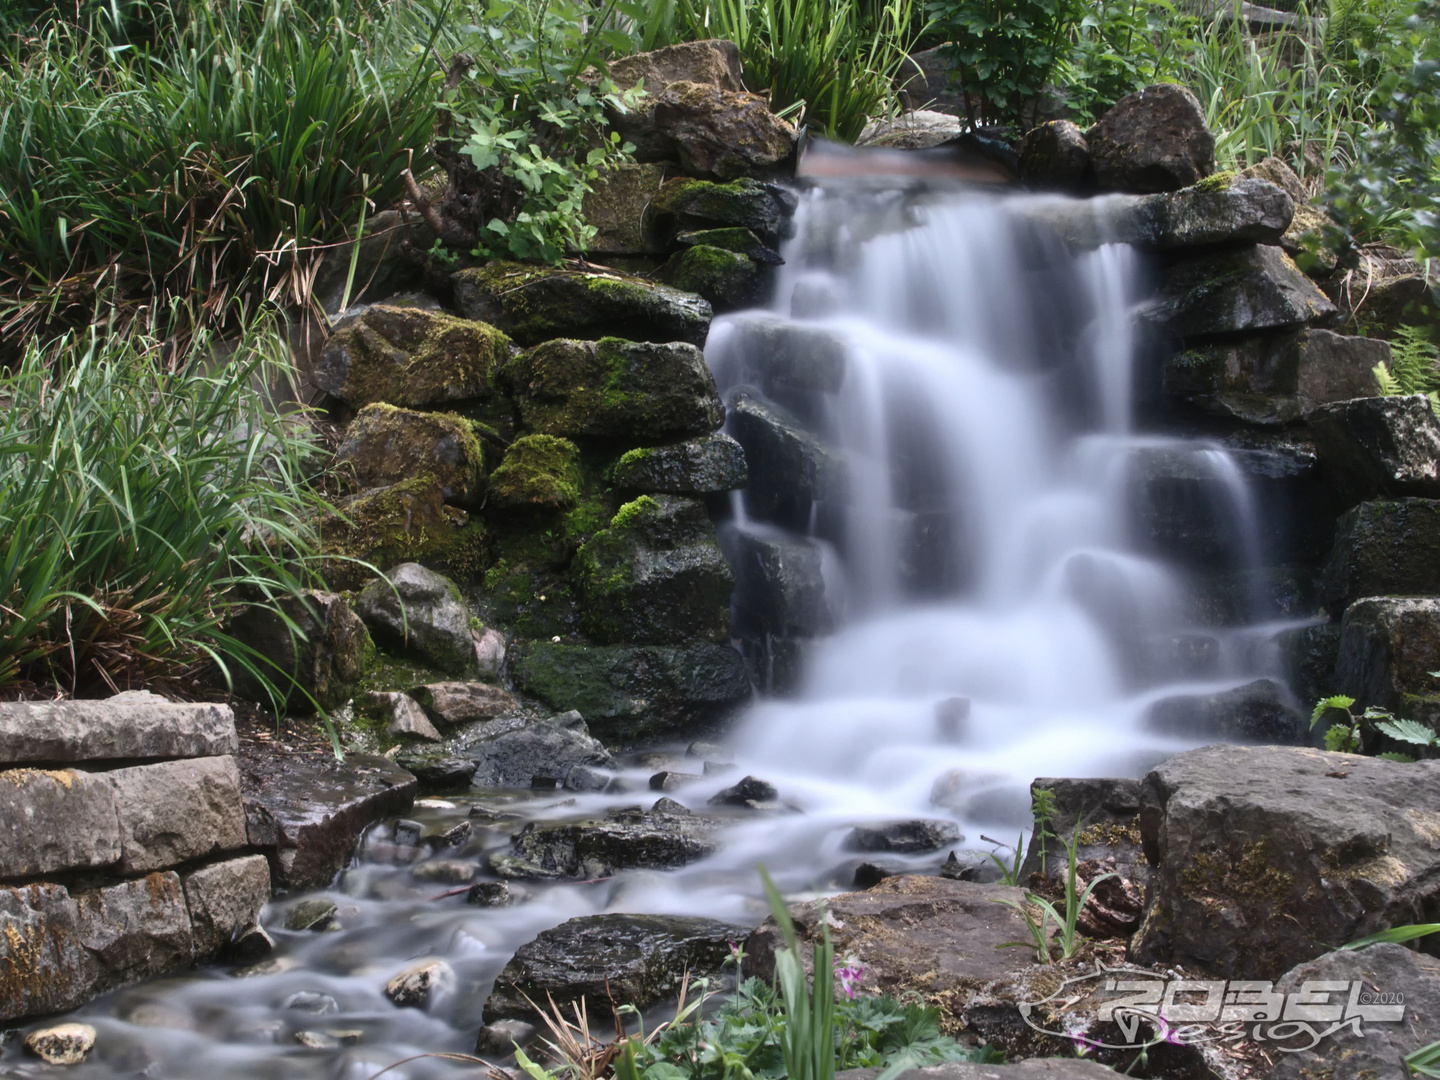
[452, 262, 712, 348]
[314, 305, 512, 409]
[727, 391, 847, 529]
[1143, 678, 1305, 743]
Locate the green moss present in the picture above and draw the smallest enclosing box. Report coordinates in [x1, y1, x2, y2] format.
[330, 305, 512, 409]
[657, 246, 759, 311]
[320, 476, 492, 590]
[610, 494, 660, 530]
[487, 434, 582, 511]
[358, 648, 453, 695]
[675, 227, 767, 256]
[614, 446, 654, 473]
[1196, 169, 1238, 193]
[1177, 840, 1294, 911]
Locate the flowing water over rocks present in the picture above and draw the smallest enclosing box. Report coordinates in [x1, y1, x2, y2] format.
[0, 182, 1314, 1078]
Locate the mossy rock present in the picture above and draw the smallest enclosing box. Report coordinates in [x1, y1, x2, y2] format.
[509, 639, 752, 744]
[612, 433, 747, 494]
[657, 245, 768, 313]
[320, 477, 492, 590]
[335, 403, 487, 506]
[574, 494, 733, 645]
[487, 435, 583, 512]
[675, 227, 783, 265]
[500, 337, 724, 443]
[478, 560, 580, 640]
[313, 305, 513, 409]
[645, 177, 797, 249]
[451, 262, 712, 348]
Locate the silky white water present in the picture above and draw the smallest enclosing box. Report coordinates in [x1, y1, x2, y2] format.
[1, 182, 1304, 1080]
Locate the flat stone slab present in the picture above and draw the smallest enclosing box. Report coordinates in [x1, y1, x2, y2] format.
[0, 696, 236, 764]
[242, 752, 416, 889]
[109, 757, 248, 875]
[0, 768, 122, 880]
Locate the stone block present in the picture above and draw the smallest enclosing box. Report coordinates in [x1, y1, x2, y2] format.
[0, 768, 121, 880]
[108, 757, 247, 875]
[182, 855, 271, 958]
[0, 698, 236, 765]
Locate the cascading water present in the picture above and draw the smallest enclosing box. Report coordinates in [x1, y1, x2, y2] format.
[2, 179, 1305, 1080]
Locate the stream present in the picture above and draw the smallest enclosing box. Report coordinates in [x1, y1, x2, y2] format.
[0, 179, 1309, 1080]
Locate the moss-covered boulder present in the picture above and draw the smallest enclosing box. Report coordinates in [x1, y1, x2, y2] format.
[320, 477, 491, 590]
[675, 227, 783, 265]
[582, 163, 669, 256]
[335, 404, 487, 506]
[646, 177, 798, 250]
[313, 305, 512, 409]
[657, 245, 768, 313]
[509, 639, 752, 743]
[501, 337, 724, 442]
[451, 263, 712, 348]
[487, 435, 582, 512]
[612, 433, 747, 494]
[575, 496, 732, 645]
[1321, 498, 1440, 614]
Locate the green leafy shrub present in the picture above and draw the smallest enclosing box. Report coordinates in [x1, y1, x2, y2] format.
[0, 317, 332, 706]
[1372, 324, 1440, 411]
[1055, 0, 1196, 123]
[1312, 691, 1440, 760]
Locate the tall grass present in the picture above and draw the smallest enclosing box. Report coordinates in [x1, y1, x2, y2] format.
[0, 0, 439, 350]
[0, 315, 333, 705]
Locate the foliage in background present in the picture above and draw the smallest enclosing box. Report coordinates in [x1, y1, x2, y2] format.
[1372, 324, 1440, 410]
[0, 317, 332, 707]
[1056, 0, 1195, 124]
[0, 0, 436, 349]
[1324, 0, 1440, 259]
[1312, 690, 1440, 760]
[415, 0, 643, 263]
[620, 0, 918, 140]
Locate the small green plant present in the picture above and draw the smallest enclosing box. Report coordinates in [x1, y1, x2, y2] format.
[1342, 922, 1440, 949]
[1409, 1038, 1440, 1077]
[995, 824, 1115, 964]
[1374, 325, 1440, 414]
[1030, 786, 1058, 875]
[986, 834, 1025, 886]
[1313, 691, 1440, 760]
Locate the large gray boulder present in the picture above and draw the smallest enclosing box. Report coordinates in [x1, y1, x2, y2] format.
[459, 711, 615, 789]
[490, 806, 721, 880]
[1334, 596, 1440, 719]
[574, 496, 734, 645]
[0, 696, 236, 764]
[1088, 83, 1217, 193]
[452, 263, 712, 348]
[1130, 744, 1440, 978]
[1309, 395, 1440, 502]
[335, 404, 486, 507]
[651, 82, 798, 181]
[1148, 244, 1337, 337]
[612, 433, 748, 494]
[483, 913, 743, 1025]
[606, 39, 747, 161]
[356, 563, 479, 676]
[509, 640, 752, 743]
[313, 305, 512, 409]
[1267, 943, 1440, 1079]
[727, 391, 847, 529]
[1321, 498, 1440, 613]
[501, 338, 724, 442]
[1162, 328, 1391, 425]
[1143, 678, 1306, 744]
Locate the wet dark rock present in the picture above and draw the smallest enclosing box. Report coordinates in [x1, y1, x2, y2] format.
[1130, 744, 1440, 978]
[728, 391, 847, 529]
[935, 697, 970, 742]
[729, 532, 833, 642]
[1335, 597, 1440, 720]
[510, 641, 752, 744]
[1143, 678, 1306, 744]
[453, 263, 711, 348]
[612, 433, 748, 495]
[392, 752, 479, 791]
[384, 958, 451, 1009]
[460, 711, 615, 790]
[1017, 120, 1092, 193]
[1162, 327, 1391, 425]
[314, 305, 511, 409]
[484, 913, 744, 1024]
[939, 850, 995, 882]
[676, 227, 783, 265]
[490, 810, 721, 880]
[466, 881, 512, 907]
[1088, 83, 1216, 193]
[356, 563, 479, 676]
[708, 775, 778, 807]
[228, 592, 372, 711]
[283, 991, 339, 1014]
[658, 244, 768, 313]
[1268, 944, 1440, 1080]
[440, 820, 471, 845]
[501, 338, 724, 443]
[242, 753, 416, 890]
[652, 797, 692, 815]
[646, 177, 798, 251]
[335, 404, 486, 507]
[475, 1018, 537, 1055]
[575, 495, 733, 645]
[845, 820, 961, 854]
[1309, 395, 1440, 503]
[411, 859, 475, 884]
[392, 820, 423, 847]
[1275, 621, 1342, 711]
[283, 899, 338, 932]
[725, 317, 849, 400]
[1148, 244, 1337, 338]
[1018, 777, 1145, 884]
[1321, 498, 1440, 613]
[650, 771, 701, 791]
[1137, 176, 1292, 250]
[650, 82, 798, 180]
[853, 862, 895, 888]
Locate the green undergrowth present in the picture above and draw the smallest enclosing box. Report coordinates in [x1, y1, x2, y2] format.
[0, 315, 333, 705]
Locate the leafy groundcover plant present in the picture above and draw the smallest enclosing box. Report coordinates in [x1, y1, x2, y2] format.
[0, 315, 334, 713]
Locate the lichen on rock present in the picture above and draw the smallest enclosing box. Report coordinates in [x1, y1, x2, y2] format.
[487, 435, 583, 512]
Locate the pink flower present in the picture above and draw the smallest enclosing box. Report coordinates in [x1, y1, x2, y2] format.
[835, 957, 865, 1000]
